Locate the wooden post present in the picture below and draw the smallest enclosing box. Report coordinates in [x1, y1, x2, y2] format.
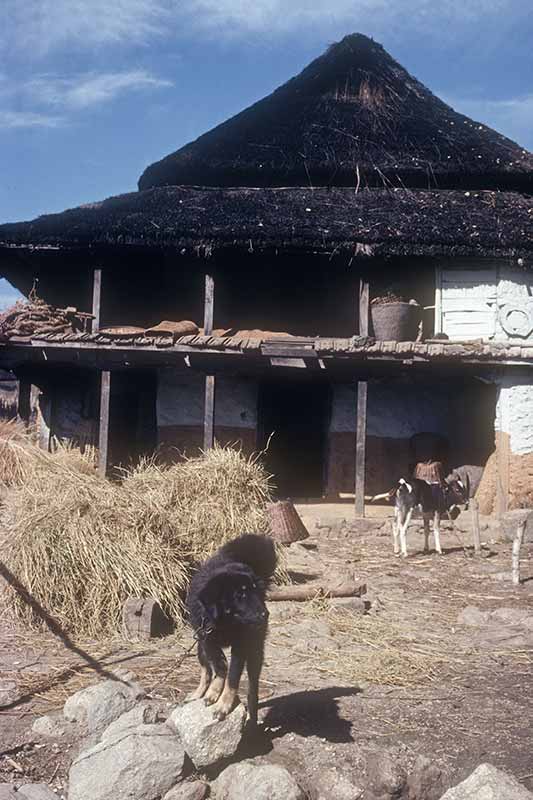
[203, 274, 215, 451]
[512, 519, 526, 586]
[92, 268, 102, 333]
[470, 497, 481, 555]
[355, 380, 368, 518]
[17, 379, 31, 427]
[98, 371, 111, 478]
[359, 279, 369, 336]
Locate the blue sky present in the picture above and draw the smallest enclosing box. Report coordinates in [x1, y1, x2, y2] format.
[1, 1, 532, 307]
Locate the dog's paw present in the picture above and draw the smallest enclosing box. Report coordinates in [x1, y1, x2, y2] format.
[204, 689, 221, 706]
[212, 695, 238, 720]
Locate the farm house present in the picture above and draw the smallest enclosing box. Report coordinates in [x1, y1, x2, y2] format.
[0, 33, 532, 513]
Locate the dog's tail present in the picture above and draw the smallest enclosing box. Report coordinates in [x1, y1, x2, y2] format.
[221, 533, 277, 581]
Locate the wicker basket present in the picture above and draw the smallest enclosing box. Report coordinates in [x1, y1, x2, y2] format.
[266, 500, 309, 545]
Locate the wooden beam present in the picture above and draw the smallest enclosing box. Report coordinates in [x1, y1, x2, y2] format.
[359, 279, 369, 336]
[204, 274, 214, 336]
[92, 268, 102, 333]
[203, 273, 215, 450]
[98, 370, 111, 478]
[17, 379, 31, 426]
[355, 380, 368, 518]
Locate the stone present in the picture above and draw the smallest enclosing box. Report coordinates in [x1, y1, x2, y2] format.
[439, 763, 533, 799]
[329, 597, 367, 614]
[407, 756, 445, 800]
[68, 723, 187, 800]
[163, 781, 210, 800]
[500, 509, 533, 543]
[212, 761, 305, 800]
[365, 749, 407, 800]
[168, 699, 247, 770]
[0, 680, 18, 708]
[457, 607, 490, 627]
[32, 712, 71, 738]
[314, 767, 363, 800]
[64, 675, 145, 733]
[101, 703, 167, 741]
[18, 785, 58, 800]
[0, 787, 18, 800]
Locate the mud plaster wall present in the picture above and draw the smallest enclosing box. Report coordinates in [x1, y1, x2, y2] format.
[327, 383, 450, 496]
[494, 374, 533, 510]
[157, 369, 258, 458]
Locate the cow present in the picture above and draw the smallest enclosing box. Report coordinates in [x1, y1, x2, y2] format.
[374, 474, 470, 558]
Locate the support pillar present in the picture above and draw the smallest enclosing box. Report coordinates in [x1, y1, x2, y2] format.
[98, 371, 111, 478]
[203, 274, 215, 451]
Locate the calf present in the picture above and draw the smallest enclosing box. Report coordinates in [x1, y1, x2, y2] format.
[390, 475, 469, 558]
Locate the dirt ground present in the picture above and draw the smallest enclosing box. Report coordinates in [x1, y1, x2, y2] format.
[1, 508, 533, 798]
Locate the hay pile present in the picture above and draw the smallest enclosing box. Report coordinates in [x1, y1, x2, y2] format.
[0, 437, 273, 637]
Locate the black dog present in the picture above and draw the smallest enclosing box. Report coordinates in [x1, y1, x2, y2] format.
[185, 533, 277, 724]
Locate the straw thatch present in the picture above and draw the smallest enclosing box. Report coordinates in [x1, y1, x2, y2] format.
[139, 33, 533, 192]
[0, 439, 275, 637]
[2, 186, 532, 261]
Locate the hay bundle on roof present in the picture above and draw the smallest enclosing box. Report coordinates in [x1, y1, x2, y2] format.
[0, 440, 273, 637]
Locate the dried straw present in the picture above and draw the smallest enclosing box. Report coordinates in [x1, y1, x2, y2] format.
[0, 438, 275, 638]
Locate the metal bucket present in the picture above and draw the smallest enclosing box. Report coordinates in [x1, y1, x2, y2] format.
[370, 302, 420, 341]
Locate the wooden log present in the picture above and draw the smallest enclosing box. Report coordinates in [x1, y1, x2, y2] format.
[470, 497, 481, 555]
[122, 598, 172, 640]
[203, 273, 216, 451]
[92, 268, 102, 334]
[355, 381, 368, 518]
[512, 519, 526, 586]
[98, 370, 111, 478]
[267, 579, 366, 602]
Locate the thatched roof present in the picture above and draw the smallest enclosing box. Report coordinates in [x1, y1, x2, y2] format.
[1, 186, 532, 259]
[139, 34, 533, 192]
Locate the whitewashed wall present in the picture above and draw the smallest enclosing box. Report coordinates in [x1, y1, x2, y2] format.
[495, 374, 533, 455]
[437, 260, 533, 341]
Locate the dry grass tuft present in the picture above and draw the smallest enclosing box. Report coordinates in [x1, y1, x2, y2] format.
[1, 438, 275, 638]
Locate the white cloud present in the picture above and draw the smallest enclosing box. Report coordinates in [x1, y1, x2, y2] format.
[1, 0, 518, 55]
[445, 95, 533, 151]
[0, 110, 63, 129]
[26, 71, 173, 111]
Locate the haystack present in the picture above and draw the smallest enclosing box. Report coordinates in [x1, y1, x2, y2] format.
[0, 438, 273, 637]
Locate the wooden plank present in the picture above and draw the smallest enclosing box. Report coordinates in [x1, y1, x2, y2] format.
[203, 374, 215, 451]
[204, 274, 214, 336]
[17, 379, 31, 426]
[98, 370, 111, 478]
[359, 279, 369, 336]
[434, 265, 443, 335]
[92, 268, 102, 333]
[470, 497, 481, 555]
[355, 380, 368, 518]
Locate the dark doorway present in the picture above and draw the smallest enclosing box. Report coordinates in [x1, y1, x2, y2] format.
[259, 381, 329, 498]
[108, 371, 157, 473]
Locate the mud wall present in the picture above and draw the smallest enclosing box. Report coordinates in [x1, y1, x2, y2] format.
[157, 369, 258, 459]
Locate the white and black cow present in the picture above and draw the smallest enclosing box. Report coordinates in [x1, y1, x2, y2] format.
[386, 475, 469, 558]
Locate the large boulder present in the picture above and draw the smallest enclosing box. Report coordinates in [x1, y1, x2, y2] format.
[101, 703, 168, 741]
[64, 674, 145, 734]
[365, 749, 407, 800]
[68, 723, 187, 800]
[212, 761, 305, 800]
[168, 700, 247, 770]
[439, 764, 533, 799]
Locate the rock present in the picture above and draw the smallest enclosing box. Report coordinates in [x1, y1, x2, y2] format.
[102, 703, 167, 741]
[64, 674, 145, 733]
[0, 786, 18, 800]
[457, 607, 490, 627]
[68, 723, 186, 800]
[163, 781, 210, 800]
[32, 712, 71, 738]
[0, 680, 18, 708]
[439, 763, 533, 799]
[365, 749, 407, 800]
[168, 699, 246, 770]
[212, 761, 305, 800]
[501, 509, 533, 543]
[17, 785, 58, 800]
[329, 596, 367, 614]
[314, 767, 363, 799]
[407, 756, 445, 800]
